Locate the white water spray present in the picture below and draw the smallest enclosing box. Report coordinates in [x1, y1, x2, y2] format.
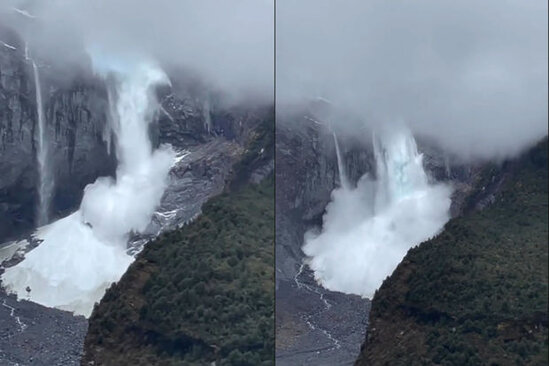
[32, 61, 53, 226]
[303, 128, 452, 297]
[2, 60, 174, 317]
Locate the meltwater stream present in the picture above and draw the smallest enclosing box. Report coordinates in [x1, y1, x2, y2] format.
[2, 60, 174, 317]
[303, 128, 452, 297]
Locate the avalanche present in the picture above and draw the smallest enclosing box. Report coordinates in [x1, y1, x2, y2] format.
[303, 127, 452, 297]
[1, 60, 174, 317]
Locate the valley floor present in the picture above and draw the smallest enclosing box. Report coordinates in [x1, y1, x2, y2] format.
[276, 267, 370, 366]
[0, 289, 87, 366]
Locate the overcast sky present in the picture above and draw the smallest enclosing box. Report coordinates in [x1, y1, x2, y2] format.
[277, 0, 548, 159]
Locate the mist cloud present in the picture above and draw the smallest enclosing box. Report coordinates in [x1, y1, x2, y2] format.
[277, 0, 548, 159]
[1, 0, 273, 102]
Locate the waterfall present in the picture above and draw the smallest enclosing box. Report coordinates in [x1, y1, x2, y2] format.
[32, 61, 53, 226]
[372, 130, 429, 212]
[2, 61, 175, 317]
[332, 131, 349, 190]
[303, 128, 452, 297]
[203, 98, 212, 133]
[102, 87, 118, 155]
[444, 155, 451, 178]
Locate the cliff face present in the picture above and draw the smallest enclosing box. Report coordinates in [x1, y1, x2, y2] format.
[0, 31, 35, 241]
[355, 139, 548, 366]
[0, 29, 114, 241]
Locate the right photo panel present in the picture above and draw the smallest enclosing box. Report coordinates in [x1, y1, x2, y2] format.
[275, 1, 548, 365]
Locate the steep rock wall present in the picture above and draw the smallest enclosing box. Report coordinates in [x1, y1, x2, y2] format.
[0, 28, 114, 241]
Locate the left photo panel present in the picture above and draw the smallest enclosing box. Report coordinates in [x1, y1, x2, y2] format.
[0, 1, 274, 365]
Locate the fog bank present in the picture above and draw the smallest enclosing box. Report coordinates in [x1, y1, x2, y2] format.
[1, 0, 274, 102]
[277, 0, 548, 159]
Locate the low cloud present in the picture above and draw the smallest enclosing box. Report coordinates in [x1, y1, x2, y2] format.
[277, 0, 548, 159]
[1, 0, 274, 103]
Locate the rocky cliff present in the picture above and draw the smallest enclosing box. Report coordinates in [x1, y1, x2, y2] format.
[0, 27, 114, 241]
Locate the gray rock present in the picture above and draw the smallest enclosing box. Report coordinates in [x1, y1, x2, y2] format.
[0, 29, 115, 242]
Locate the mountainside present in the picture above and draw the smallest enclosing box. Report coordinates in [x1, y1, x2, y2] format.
[0, 26, 115, 241]
[82, 118, 274, 365]
[1, 24, 274, 365]
[356, 138, 548, 366]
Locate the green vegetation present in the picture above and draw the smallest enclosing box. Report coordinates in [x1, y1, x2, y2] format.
[83, 176, 274, 365]
[357, 139, 548, 366]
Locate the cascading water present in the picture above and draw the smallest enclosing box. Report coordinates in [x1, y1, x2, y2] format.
[102, 87, 118, 156]
[303, 127, 452, 297]
[203, 98, 212, 133]
[32, 61, 53, 226]
[1, 59, 175, 317]
[333, 131, 349, 190]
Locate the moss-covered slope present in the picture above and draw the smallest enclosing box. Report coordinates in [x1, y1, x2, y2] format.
[356, 139, 548, 366]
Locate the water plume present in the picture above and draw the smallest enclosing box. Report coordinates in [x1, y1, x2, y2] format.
[303, 127, 452, 297]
